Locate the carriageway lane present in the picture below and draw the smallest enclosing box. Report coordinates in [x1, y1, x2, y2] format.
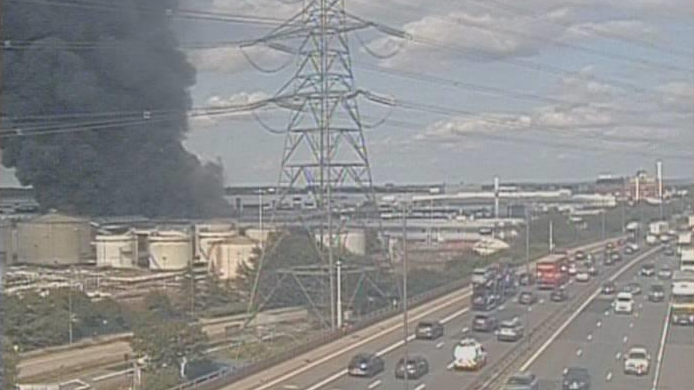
[526, 250, 673, 390]
[277, 247, 635, 390]
[225, 240, 614, 390]
[656, 318, 694, 390]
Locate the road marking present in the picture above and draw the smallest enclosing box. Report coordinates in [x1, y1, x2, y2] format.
[596, 320, 602, 328]
[266, 287, 473, 390]
[587, 334, 593, 341]
[442, 307, 470, 324]
[447, 361, 455, 370]
[498, 305, 506, 311]
[518, 247, 658, 372]
[92, 368, 133, 382]
[629, 322, 634, 329]
[604, 310, 610, 316]
[639, 303, 643, 309]
[436, 341, 445, 349]
[539, 299, 545, 304]
[576, 348, 583, 356]
[367, 379, 382, 389]
[606, 371, 613, 381]
[635, 312, 640, 318]
[623, 336, 628, 344]
[616, 352, 622, 360]
[283, 386, 300, 390]
[460, 327, 470, 334]
[527, 306, 533, 312]
[651, 305, 672, 390]
[414, 384, 426, 390]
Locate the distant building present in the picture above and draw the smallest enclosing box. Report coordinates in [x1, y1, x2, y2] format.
[595, 174, 626, 196]
[627, 170, 658, 201]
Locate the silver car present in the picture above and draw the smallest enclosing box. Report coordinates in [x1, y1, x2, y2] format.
[504, 372, 539, 390]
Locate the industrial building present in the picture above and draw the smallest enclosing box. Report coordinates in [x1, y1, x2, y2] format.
[12, 212, 93, 266]
[207, 235, 258, 280]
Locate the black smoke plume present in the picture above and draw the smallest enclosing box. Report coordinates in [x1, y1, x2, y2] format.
[1, 0, 228, 217]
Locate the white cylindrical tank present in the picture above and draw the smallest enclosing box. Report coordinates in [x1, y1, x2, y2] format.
[16, 212, 92, 265]
[342, 229, 367, 256]
[208, 236, 258, 280]
[196, 229, 238, 262]
[94, 233, 137, 269]
[148, 231, 191, 271]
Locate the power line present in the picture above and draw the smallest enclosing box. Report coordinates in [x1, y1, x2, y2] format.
[353, 0, 692, 76]
[349, 13, 692, 98]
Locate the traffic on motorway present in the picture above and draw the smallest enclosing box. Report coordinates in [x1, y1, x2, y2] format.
[267, 238, 693, 390]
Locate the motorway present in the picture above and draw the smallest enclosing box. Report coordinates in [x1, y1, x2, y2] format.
[523, 249, 694, 390]
[220, 239, 617, 390]
[221, 244, 694, 390]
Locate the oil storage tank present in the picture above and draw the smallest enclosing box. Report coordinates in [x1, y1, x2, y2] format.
[195, 228, 238, 262]
[208, 236, 258, 280]
[94, 232, 138, 269]
[148, 230, 191, 271]
[16, 212, 92, 265]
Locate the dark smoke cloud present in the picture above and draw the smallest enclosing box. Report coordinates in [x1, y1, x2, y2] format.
[1, 0, 228, 217]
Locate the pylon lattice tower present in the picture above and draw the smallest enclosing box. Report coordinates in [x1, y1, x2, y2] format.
[244, 0, 388, 330]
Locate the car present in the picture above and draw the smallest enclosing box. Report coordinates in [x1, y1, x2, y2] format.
[518, 290, 537, 305]
[562, 367, 591, 390]
[603, 255, 616, 267]
[657, 266, 673, 280]
[611, 252, 622, 262]
[348, 353, 385, 377]
[648, 284, 666, 302]
[622, 282, 642, 295]
[551, 287, 569, 302]
[518, 272, 534, 286]
[504, 372, 539, 390]
[623, 347, 651, 376]
[395, 355, 428, 380]
[639, 263, 656, 277]
[601, 281, 616, 295]
[574, 251, 586, 261]
[568, 263, 578, 276]
[453, 338, 487, 371]
[497, 318, 524, 342]
[415, 321, 444, 340]
[575, 270, 590, 282]
[472, 314, 499, 332]
[664, 247, 675, 256]
[614, 292, 635, 314]
[587, 263, 598, 276]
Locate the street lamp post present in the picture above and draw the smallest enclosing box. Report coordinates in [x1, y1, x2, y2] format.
[336, 260, 343, 328]
[402, 201, 410, 390]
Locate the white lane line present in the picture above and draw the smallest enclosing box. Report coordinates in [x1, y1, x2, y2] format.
[460, 327, 470, 334]
[441, 307, 470, 324]
[623, 336, 628, 344]
[447, 361, 455, 370]
[539, 299, 545, 304]
[367, 379, 382, 389]
[616, 352, 622, 360]
[651, 305, 672, 390]
[414, 383, 426, 390]
[283, 385, 300, 390]
[629, 322, 634, 329]
[604, 310, 610, 316]
[278, 288, 473, 390]
[606, 371, 613, 381]
[635, 312, 640, 318]
[93, 368, 133, 382]
[587, 334, 593, 341]
[518, 247, 658, 372]
[435, 341, 445, 349]
[596, 320, 602, 328]
[498, 305, 506, 311]
[576, 348, 583, 356]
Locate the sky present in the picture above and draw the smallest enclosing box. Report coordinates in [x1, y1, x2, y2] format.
[2, 0, 693, 187]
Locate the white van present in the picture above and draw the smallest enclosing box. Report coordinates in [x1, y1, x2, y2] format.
[614, 292, 634, 314]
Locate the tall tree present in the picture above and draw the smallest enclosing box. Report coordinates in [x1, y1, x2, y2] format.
[131, 316, 207, 374]
[2, 337, 20, 389]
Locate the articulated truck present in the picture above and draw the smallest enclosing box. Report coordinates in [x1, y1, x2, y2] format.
[671, 270, 694, 326]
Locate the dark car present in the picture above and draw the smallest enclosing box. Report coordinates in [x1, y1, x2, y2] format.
[601, 281, 616, 295]
[415, 321, 444, 340]
[639, 263, 656, 277]
[348, 353, 385, 377]
[550, 287, 569, 302]
[504, 372, 539, 390]
[574, 251, 586, 261]
[563, 367, 591, 390]
[622, 282, 642, 295]
[472, 314, 499, 332]
[518, 290, 537, 305]
[648, 284, 666, 302]
[518, 272, 535, 286]
[394, 356, 428, 380]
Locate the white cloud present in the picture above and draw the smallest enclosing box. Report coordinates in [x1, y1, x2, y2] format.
[655, 81, 694, 113]
[187, 45, 290, 74]
[564, 20, 661, 45]
[190, 91, 272, 129]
